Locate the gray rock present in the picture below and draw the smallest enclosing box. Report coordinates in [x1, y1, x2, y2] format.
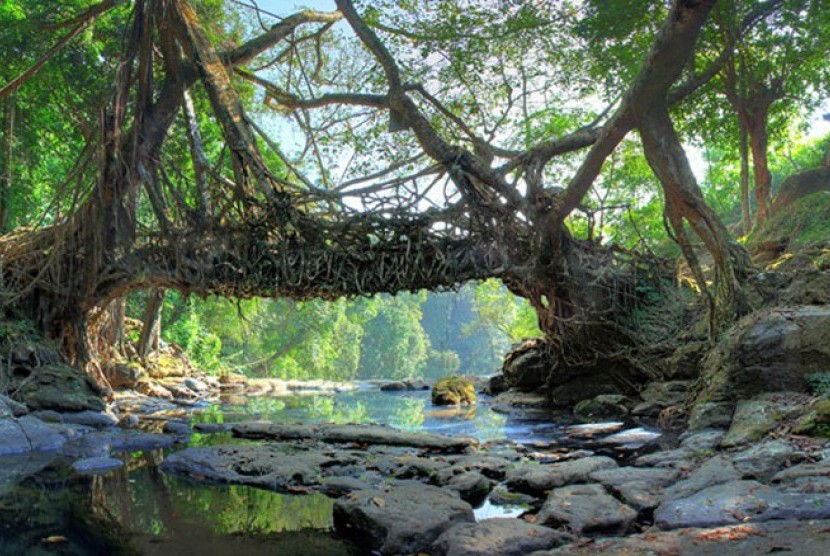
[333, 482, 474, 555]
[163, 420, 192, 435]
[14, 363, 105, 412]
[732, 439, 803, 481]
[772, 459, 830, 482]
[503, 343, 550, 390]
[550, 378, 622, 408]
[184, 377, 208, 393]
[488, 485, 538, 506]
[61, 430, 175, 458]
[506, 456, 618, 494]
[722, 395, 803, 447]
[536, 483, 637, 536]
[0, 395, 27, 417]
[633, 448, 695, 469]
[639, 381, 693, 406]
[655, 479, 830, 530]
[432, 518, 567, 556]
[630, 400, 664, 417]
[678, 429, 725, 453]
[661, 455, 740, 501]
[318, 476, 372, 496]
[589, 466, 679, 488]
[60, 410, 119, 428]
[30, 410, 63, 423]
[160, 444, 336, 490]
[18, 415, 68, 452]
[232, 422, 475, 453]
[0, 418, 32, 456]
[535, 519, 830, 555]
[574, 395, 631, 421]
[380, 381, 409, 391]
[688, 402, 735, 430]
[445, 471, 492, 505]
[193, 422, 232, 433]
[72, 456, 124, 475]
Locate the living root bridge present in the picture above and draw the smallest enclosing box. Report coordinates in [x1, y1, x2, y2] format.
[92, 223, 509, 305]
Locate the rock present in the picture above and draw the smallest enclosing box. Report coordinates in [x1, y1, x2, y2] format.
[118, 414, 140, 428]
[791, 398, 830, 435]
[630, 400, 664, 417]
[233, 422, 476, 453]
[639, 380, 693, 406]
[163, 420, 192, 435]
[573, 395, 632, 421]
[732, 439, 803, 481]
[219, 372, 248, 385]
[61, 430, 175, 458]
[0, 415, 69, 456]
[0, 395, 28, 416]
[14, 364, 105, 412]
[691, 306, 830, 419]
[30, 409, 63, 423]
[380, 381, 409, 391]
[536, 484, 637, 536]
[506, 456, 618, 494]
[72, 457, 124, 475]
[193, 422, 232, 433]
[589, 466, 679, 489]
[502, 341, 550, 390]
[135, 379, 174, 400]
[160, 444, 338, 490]
[105, 362, 144, 389]
[147, 353, 189, 378]
[318, 476, 373, 496]
[599, 428, 661, 446]
[661, 455, 740, 501]
[445, 471, 492, 505]
[333, 482, 474, 555]
[432, 518, 567, 556]
[688, 401, 735, 430]
[60, 410, 119, 428]
[678, 429, 725, 453]
[486, 374, 508, 395]
[550, 377, 621, 408]
[772, 459, 830, 482]
[183, 377, 208, 393]
[537, 520, 830, 555]
[432, 376, 477, 406]
[654, 479, 830, 530]
[722, 394, 804, 447]
[488, 486, 537, 506]
[491, 390, 550, 413]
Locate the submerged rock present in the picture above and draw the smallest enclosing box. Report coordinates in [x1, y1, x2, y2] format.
[233, 422, 476, 453]
[536, 483, 637, 536]
[72, 457, 124, 475]
[431, 518, 568, 556]
[333, 482, 474, 555]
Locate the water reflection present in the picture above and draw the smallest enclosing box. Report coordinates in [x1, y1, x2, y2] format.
[0, 451, 356, 556]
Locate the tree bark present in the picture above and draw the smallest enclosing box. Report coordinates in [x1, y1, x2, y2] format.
[137, 289, 165, 358]
[0, 96, 14, 232]
[739, 121, 752, 234]
[745, 112, 772, 225]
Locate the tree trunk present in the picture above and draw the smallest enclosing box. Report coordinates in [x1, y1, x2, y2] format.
[745, 112, 772, 225]
[137, 288, 165, 358]
[639, 105, 746, 334]
[739, 121, 752, 234]
[0, 96, 15, 233]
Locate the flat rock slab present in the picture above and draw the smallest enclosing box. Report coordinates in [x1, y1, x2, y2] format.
[61, 430, 176, 458]
[506, 456, 618, 494]
[0, 416, 68, 456]
[233, 422, 475, 453]
[537, 483, 637, 536]
[160, 444, 339, 491]
[655, 479, 830, 529]
[537, 520, 830, 555]
[660, 455, 740, 501]
[333, 482, 474, 555]
[432, 518, 568, 556]
[72, 457, 124, 475]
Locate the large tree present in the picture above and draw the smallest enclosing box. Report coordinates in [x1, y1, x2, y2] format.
[0, 0, 801, 388]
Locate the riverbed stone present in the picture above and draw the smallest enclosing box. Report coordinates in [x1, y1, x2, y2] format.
[72, 456, 124, 475]
[432, 377, 477, 406]
[432, 518, 567, 556]
[14, 363, 105, 412]
[536, 483, 637, 536]
[721, 394, 804, 447]
[772, 459, 830, 482]
[506, 456, 618, 494]
[232, 422, 475, 453]
[445, 471, 492, 505]
[661, 455, 740, 501]
[688, 401, 735, 430]
[574, 395, 631, 421]
[639, 380, 693, 406]
[655, 479, 830, 529]
[731, 439, 803, 481]
[0, 395, 27, 417]
[333, 482, 474, 555]
[61, 429, 175, 458]
[60, 410, 119, 428]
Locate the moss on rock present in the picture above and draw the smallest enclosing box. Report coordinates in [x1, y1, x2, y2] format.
[432, 376, 476, 406]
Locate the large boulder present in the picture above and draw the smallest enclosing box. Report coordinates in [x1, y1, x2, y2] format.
[333, 483, 474, 555]
[690, 306, 830, 429]
[14, 364, 105, 412]
[536, 483, 637, 536]
[431, 518, 568, 556]
[502, 340, 550, 390]
[104, 362, 145, 389]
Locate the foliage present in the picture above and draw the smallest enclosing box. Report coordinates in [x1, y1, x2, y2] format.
[806, 372, 830, 397]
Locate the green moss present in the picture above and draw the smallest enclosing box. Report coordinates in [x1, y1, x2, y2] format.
[431, 376, 476, 406]
[751, 192, 830, 249]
